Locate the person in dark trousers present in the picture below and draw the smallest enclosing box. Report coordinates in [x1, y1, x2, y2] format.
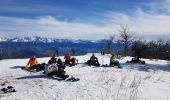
[128, 56, 140, 63]
[110, 54, 123, 68]
[64, 53, 76, 66]
[57, 59, 66, 72]
[22, 56, 45, 72]
[33, 63, 46, 72]
[25, 56, 39, 70]
[127, 56, 145, 64]
[110, 54, 119, 66]
[22, 56, 46, 72]
[87, 54, 100, 66]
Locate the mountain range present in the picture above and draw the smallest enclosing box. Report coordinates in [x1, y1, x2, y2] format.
[0, 37, 102, 43]
[0, 37, 121, 59]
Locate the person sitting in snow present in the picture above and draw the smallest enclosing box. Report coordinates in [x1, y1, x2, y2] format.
[87, 54, 100, 66]
[25, 56, 39, 70]
[64, 53, 77, 66]
[44, 58, 69, 80]
[57, 58, 66, 74]
[48, 54, 57, 64]
[110, 54, 116, 65]
[109, 54, 122, 68]
[23, 56, 46, 71]
[72, 57, 78, 65]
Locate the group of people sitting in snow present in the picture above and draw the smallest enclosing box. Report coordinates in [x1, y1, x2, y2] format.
[23, 53, 79, 80]
[23, 53, 145, 80]
[86, 53, 124, 68]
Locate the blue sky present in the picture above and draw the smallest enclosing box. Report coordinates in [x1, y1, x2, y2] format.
[0, 0, 170, 40]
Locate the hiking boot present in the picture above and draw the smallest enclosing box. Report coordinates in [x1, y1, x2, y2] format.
[66, 77, 79, 82]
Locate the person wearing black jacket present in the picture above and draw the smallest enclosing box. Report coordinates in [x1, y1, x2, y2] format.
[87, 54, 100, 66]
[48, 55, 57, 64]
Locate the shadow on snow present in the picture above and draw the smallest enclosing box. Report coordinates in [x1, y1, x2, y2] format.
[123, 63, 170, 72]
[16, 75, 47, 80]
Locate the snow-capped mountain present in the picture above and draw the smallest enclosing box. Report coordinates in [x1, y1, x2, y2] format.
[1, 37, 55, 43]
[0, 37, 6, 42]
[0, 37, 121, 59]
[0, 37, 102, 43]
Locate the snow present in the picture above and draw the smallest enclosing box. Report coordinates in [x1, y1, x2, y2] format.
[0, 53, 170, 100]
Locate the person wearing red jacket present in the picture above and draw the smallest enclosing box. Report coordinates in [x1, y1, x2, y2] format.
[64, 53, 71, 62]
[64, 53, 77, 66]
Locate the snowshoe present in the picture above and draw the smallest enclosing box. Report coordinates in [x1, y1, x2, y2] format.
[51, 75, 63, 81]
[66, 77, 80, 82]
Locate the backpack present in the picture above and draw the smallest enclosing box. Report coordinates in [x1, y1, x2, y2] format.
[44, 63, 58, 74]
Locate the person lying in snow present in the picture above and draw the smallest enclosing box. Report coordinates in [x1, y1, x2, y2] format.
[44, 58, 69, 80]
[87, 54, 100, 66]
[64, 53, 78, 66]
[23, 56, 46, 72]
[127, 56, 145, 64]
[109, 54, 123, 68]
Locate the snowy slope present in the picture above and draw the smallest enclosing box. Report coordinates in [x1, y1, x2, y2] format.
[0, 53, 170, 100]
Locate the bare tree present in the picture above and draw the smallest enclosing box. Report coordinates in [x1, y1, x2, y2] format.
[117, 24, 136, 56]
[101, 35, 115, 54]
[107, 35, 115, 53]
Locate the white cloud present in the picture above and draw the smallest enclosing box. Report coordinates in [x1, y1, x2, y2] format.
[0, 0, 170, 40]
[131, 8, 170, 34]
[0, 16, 119, 40]
[100, 7, 170, 39]
[150, 0, 170, 14]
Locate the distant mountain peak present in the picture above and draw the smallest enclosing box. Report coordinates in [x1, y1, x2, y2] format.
[0, 37, 6, 42]
[0, 37, 104, 43]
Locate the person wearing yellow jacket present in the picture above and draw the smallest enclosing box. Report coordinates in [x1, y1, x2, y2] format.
[25, 56, 39, 70]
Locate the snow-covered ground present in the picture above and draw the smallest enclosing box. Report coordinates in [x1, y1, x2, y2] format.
[0, 53, 170, 100]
